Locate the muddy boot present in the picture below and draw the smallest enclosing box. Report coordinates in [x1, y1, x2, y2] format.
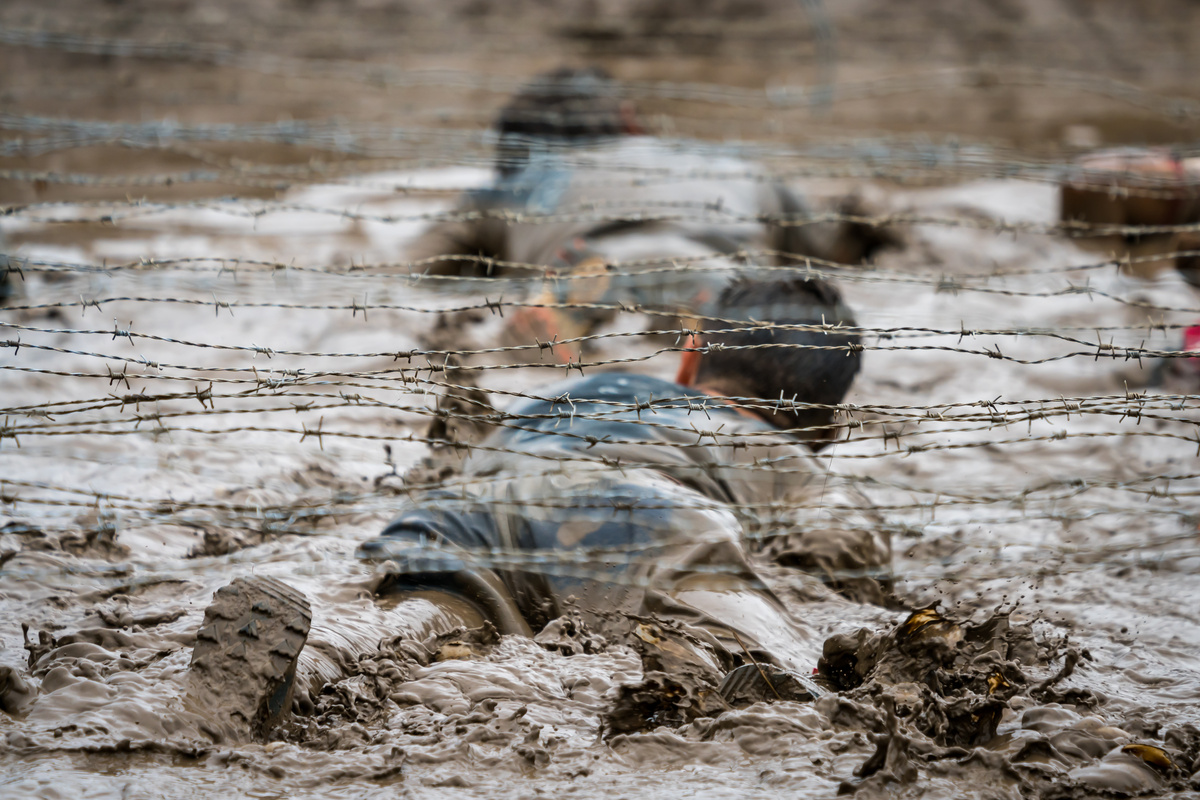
[0, 665, 38, 715]
[719, 662, 824, 706]
[189, 576, 311, 741]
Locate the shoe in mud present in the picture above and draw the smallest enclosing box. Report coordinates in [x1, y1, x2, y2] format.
[719, 662, 824, 706]
[189, 576, 311, 740]
[0, 665, 38, 715]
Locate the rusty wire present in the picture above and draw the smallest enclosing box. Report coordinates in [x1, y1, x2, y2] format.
[3, 28, 1200, 593]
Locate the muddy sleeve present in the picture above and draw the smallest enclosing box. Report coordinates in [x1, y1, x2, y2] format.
[767, 182, 823, 260]
[407, 194, 509, 276]
[358, 476, 680, 631]
[365, 492, 502, 566]
[759, 479, 894, 604]
[358, 492, 531, 635]
[707, 431, 894, 603]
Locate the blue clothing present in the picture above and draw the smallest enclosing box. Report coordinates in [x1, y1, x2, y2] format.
[360, 373, 887, 665]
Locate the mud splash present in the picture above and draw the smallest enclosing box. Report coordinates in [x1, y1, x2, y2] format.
[3, 159, 1200, 797]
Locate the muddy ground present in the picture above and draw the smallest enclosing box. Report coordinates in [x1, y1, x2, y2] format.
[2, 1, 1200, 798]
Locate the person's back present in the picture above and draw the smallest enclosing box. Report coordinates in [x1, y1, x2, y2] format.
[457, 371, 860, 545]
[364, 275, 889, 641]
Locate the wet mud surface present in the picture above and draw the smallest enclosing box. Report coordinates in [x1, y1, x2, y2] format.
[2, 164, 1199, 798]
[3, 2, 1200, 798]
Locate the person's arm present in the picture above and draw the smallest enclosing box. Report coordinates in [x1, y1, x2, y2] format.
[760, 479, 893, 604]
[769, 184, 900, 266]
[708, 432, 894, 605]
[357, 492, 534, 639]
[767, 182, 825, 261]
[408, 191, 510, 277]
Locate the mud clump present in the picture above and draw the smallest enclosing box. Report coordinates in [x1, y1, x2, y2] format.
[187, 527, 262, 559]
[819, 608, 1042, 748]
[818, 608, 1046, 794]
[287, 621, 505, 749]
[22, 624, 59, 668]
[812, 608, 1200, 797]
[0, 665, 38, 715]
[93, 598, 186, 629]
[424, 619, 504, 660]
[604, 671, 730, 737]
[601, 617, 735, 736]
[533, 611, 607, 656]
[533, 612, 736, 737]
[3, 518, 128, 559]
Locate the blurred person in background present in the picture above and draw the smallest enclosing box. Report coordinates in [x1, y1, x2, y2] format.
[1060, 147, 1200, 283]
[411, 66, 895, 361]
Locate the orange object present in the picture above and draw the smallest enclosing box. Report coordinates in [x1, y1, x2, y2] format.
[674, 333, 702, 387]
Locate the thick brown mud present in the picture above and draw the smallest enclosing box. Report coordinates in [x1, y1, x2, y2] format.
[3, 171, 1200, 795]
[3, 2, 1200, 797]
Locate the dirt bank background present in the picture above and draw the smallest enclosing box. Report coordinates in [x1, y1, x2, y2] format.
[3, 0, 1200, 206]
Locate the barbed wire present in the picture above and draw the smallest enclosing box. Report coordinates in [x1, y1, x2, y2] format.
[0, 247, 1146, 281]
[6, 247, 1199, 309]
[5, 150, 1200, 197]
[4, 28, 1200, 599]
[2, 528, 1194, 595]
[8, 198, 1200, 240]
[4, 284, 1200, 334]
[7, 310, 1200, 359]
[1, 385, 1195, 445]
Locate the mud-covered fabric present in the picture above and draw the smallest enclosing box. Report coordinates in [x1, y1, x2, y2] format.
[369, 468, 762, 623]
[365, 462, 820, 668]
[363, 374, 891, 652]
[475, 373, 890, 587]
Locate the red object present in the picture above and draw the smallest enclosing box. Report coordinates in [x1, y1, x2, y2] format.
[1176, 325, 1200, 377]
[1184, 325, 1200, 353]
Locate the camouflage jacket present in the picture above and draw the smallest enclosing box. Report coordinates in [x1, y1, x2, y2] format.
[369, 374, 891, 625]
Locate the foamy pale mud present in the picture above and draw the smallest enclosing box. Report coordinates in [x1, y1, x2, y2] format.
[2, 171, 1199, 798]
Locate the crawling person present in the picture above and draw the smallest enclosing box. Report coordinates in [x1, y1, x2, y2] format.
[185, 275, 890, 739]
[411, 66, 896, 360]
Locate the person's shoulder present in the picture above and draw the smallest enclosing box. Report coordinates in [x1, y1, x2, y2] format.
[514, 373, 686, 408]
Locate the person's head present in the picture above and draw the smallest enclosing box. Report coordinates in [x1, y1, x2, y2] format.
[676, 276, 861, 449]
[494, 66, 640, 176]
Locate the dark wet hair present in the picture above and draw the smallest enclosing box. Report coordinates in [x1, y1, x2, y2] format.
[494, 66, 628, 176]
[696, 276, 861, 447]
